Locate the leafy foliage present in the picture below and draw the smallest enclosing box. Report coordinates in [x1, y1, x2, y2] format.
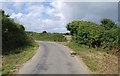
[1, 10, 34, 55]
[66, 19, 119, 50]
[100, 18, 117, 30]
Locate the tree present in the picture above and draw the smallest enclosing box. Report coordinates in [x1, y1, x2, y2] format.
[66, 20, 80, 35]
[100, 18, 117, 30]
[1, 10, 34, 54]
[66, 19, 118, 49]
[42, 31, 47, 33]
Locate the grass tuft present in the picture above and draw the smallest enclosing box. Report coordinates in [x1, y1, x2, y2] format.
[60, 42, 118, 74]
[2, 42, 39, 75]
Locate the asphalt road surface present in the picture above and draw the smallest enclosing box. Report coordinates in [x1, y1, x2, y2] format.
[18, 41, 90, 74]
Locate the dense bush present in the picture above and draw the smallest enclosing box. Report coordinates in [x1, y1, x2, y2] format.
[100, 18, 119, 49]
[1, 10, 34, 54]
[66, 19, 119, 49]
[27, 32, 67, 42]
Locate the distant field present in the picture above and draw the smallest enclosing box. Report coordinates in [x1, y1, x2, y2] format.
[27, 32, 67, 42]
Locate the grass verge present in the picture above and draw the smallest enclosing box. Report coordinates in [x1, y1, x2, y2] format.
[2, 42, 39, 75]
[60, 42, 118, 74]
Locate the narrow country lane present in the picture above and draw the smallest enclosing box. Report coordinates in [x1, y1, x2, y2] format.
[18, 41, 90, 74]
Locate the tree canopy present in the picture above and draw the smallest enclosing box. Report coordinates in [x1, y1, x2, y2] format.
[1, 10, 34, 54]
[66, 19, 119, 49]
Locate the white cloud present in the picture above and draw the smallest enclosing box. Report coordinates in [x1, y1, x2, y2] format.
[52, 0, 119, 2]
[50, 2, 118, 23]
[9, 8, 68, 33]
[11, 13, 23, 18]
[2, 2, 118, 33]
[1, 0, 119, 2]
[1, 0, 44, 2]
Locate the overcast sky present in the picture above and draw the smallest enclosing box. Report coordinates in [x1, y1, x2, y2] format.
[1, 0, 118, 33]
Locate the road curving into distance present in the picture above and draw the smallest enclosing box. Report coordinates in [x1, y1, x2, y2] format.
[18, 41, 90, 74]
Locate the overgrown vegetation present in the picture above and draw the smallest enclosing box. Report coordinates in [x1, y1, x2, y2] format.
[66, 19, 119, 54]
[62, 42, 118, 74]
[1, 8, 119, 74]
[27, 31, 67, 42]
[1, 10, 39, 75]
[2, 43, 39, 75]
[1, 10, 35, 55]
[64, 18, 119, 74]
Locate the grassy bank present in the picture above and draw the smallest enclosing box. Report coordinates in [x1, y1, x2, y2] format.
[27, 32, 67, 42]
[2, 42, 39, 75]
[61, 42, 118, 74]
